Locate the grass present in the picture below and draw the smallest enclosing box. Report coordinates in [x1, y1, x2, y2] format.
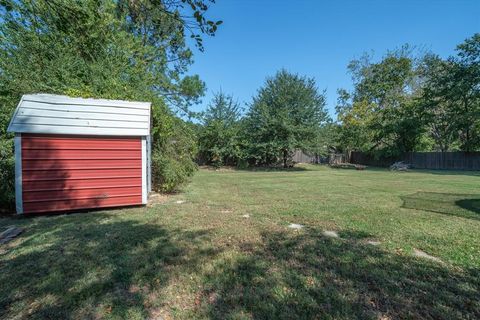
[0, 164, 479, 319]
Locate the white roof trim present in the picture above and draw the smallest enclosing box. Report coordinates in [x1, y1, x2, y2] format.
[8, 94, 151, 136]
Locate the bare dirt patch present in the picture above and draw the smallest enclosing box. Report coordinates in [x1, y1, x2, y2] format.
[147, 193, 170, 207]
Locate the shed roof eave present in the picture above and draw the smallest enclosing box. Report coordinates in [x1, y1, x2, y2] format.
[8, 94, 152, 136]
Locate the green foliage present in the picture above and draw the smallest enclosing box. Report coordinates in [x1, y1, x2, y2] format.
[418, 55, 461, 151]
[0, 138, 15, 212]
[245, 70, 329, 167]
[336, 48, 425, 157]
[151, 104, 198, 192]
[304, 122, 340, 157]
[198, 92, 243, 167]
[0, 0, 220, 207]
[447, 34, 480, 151]
[337, 35, 480, 155]
[418, 34, 480, 152]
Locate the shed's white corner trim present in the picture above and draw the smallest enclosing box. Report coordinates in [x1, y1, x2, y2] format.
[141, 137, 147, 204]
[146, 135, 152, 193]
[14, 134, 23, 214]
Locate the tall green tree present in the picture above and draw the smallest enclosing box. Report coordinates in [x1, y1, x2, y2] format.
[418, 34, 480, 152]
[451, 33, 480, 151]
[198, 91, 243, 167]
[245, 70, 329, 168]
[418, 55, 459, 151]
[336, 48, 425, 156]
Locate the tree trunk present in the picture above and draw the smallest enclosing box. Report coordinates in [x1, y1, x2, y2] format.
[283, 149, 288, 168]
[463, 95, 471, 152]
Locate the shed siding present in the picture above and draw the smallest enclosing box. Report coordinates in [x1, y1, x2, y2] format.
[8, 94, 151, 136]
[21, 134, 142, 213]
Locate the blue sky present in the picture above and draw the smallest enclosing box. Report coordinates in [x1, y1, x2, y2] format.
[187, 0, 480, 118]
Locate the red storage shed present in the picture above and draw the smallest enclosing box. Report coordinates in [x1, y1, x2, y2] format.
[7, 94, 152, 214]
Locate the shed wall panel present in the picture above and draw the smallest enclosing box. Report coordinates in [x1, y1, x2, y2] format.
[22, 159, 141, 170]
[21, 134, 143, 214]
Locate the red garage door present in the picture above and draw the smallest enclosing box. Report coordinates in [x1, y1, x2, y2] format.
[21, 134, 142, 214]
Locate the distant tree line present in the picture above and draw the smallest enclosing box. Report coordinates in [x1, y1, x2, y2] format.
[336, 34, 480, 157]
[196, 70, 331, 168]
[197, 34, 480, 168]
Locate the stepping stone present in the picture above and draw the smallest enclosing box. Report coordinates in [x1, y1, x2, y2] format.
[367, 240, 381, 246]
[288, 223, 304, 230]
[322, 230, 339, 238]
[0, 226, 23, 244]
[242, 214, 250, 218]
[175, 200, 186, 204]
[413, 248, 444, 264]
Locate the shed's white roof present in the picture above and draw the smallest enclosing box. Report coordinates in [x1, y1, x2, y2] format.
[8, 94, 151, 136]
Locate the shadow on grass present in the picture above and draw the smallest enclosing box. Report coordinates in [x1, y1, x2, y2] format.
[0, 212, 218, 319]
[402, 192, 480, 220]
[196, 229, 480, 319]
[456, 198, 480, 214]
[407, 169, 480, 177]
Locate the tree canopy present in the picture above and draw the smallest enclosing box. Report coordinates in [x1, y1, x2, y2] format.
[198, 91, 243, 167]
[245, 70, 329, 167]
[336, 34, 480, 156]
[336, 48, 424, 157]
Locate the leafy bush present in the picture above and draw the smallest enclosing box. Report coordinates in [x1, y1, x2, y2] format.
[0, 138, 15, 212]
[151, 150, 197, 193]
[151, 105, 198, 192]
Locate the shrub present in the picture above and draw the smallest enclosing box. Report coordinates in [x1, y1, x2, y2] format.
[151, 149, 197, 193]
[151, 105, 198, 192]
[0, 138, 15, 212]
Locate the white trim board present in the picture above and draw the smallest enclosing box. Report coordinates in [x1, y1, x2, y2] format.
[14, 134, 23, 214]
[146, 135, 152, 193]
[141, 137, 147, 204]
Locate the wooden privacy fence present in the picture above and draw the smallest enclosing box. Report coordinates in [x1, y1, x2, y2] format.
[292, 150, 315, 163]
[292, 150, 345, 164]
[350, 151, 480, 170]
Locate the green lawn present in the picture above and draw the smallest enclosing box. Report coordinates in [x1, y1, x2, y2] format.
[1, 165, 479, 319]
